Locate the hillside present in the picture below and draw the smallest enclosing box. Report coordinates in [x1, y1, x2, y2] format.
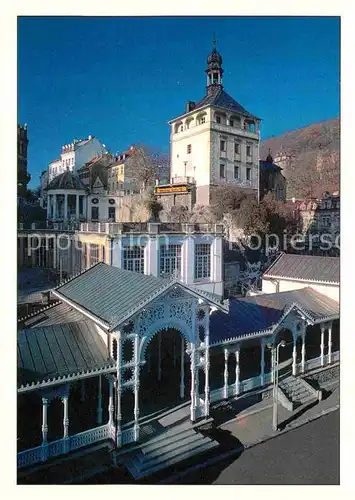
[261, 117, 340, 199]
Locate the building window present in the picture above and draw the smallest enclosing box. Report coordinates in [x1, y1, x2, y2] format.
[234, 143, 240, 155]
[246, 145, 252, 157]
[160, 244, 181, 277]
[216, 116, 221, 124]
[89, 244, 100, 266]
[220, 164, 225, 179]
[187, 144, 192, 154]
[246, 167, 251, 181]
[108, 206, 116, 221]
[220, 140, 226, 152]
[123, 245, 145, 273]
[234, 165, 239, 179]
[229, 119, 234, 127]
[91, 206, 99, 220]
[199, 116, 206, 124]
[195, 244, 211, 280]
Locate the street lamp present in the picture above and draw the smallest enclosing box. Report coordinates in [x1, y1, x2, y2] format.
[267, 340, 286, 432]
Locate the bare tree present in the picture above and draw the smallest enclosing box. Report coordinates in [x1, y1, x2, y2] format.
[164, 205, 191, 223]
[189, 205, 217, 224]
[128, 144, 170, 191]
[210, 185, 249, 221]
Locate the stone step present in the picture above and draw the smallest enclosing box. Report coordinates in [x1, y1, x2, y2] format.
[139, 432, 207, 462]
[125, 438, 218, 480]
[139, 422, 192, 449]
[141, 428, 200, 456]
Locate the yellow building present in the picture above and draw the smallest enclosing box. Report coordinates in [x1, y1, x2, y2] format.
[107, 146, 139, 195]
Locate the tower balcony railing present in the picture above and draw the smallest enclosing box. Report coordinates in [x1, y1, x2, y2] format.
[170, 176, 196, 185]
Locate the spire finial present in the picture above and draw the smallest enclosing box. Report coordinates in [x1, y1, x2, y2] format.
[213, 34, 216, 48]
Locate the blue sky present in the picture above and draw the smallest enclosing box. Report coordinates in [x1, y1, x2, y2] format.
[18, 16, 340, 187]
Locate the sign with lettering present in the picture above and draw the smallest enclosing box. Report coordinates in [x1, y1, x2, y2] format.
[155, 185, 189, 194]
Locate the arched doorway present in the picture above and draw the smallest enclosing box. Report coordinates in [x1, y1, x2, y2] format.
[139, 328, 191, 417]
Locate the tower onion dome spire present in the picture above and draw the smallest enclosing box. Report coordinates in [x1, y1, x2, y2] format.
[205, 35, 224, 91]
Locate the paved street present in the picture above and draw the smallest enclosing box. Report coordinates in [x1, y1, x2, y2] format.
[179, 410, 339, 485]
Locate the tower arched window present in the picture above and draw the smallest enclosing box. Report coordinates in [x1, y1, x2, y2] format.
[197, 113, 207, 125]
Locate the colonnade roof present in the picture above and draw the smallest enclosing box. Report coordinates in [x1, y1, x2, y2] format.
[46, 171, 86, 191]
[263, 253, 340, 285]
[18, 320, 114, 389]
[209, 287, 339, 346]
[53, 263, 227, 332]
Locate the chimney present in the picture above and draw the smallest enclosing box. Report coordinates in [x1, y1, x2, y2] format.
[185, 101, 196, 113]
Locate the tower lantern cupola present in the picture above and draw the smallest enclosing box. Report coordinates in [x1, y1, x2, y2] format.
[205, 35, 223, 94]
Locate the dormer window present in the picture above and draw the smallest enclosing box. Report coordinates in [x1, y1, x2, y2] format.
[216, 116, 221, 124]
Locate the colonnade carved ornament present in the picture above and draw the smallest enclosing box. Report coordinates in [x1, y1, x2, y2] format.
[111, 286, 214, 445]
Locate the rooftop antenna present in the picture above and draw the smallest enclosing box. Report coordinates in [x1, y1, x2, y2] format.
[213, 33, 217, 48]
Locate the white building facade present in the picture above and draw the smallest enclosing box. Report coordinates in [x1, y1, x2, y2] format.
[48, 136, 108, 183]
[169, 42, 261, 206]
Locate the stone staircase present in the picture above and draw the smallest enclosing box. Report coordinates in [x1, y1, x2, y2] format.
[118, 422, 219, 480]
[278, 375, 321, 411]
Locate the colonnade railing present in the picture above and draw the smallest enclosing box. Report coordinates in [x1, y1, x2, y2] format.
[17, 423, 112, 469]
[17, 351, 339, 470]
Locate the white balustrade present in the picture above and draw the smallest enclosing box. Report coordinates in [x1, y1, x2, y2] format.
[121, 427, 135, 446]
[17, 424, 111, 469]
[332, 351, 340, 363]
[70, 424, 110, 451]
[48, 438, 65, 457]
[17, 446, 43, 468]
[303, 356, 322, 372]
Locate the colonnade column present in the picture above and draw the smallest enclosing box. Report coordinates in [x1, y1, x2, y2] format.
[47, 195, 51, 219]
[41, 397, 49, 462]
[97, 375, 102, 425]
[108, 377, 114, 428]
[301, 327, 306, 373]
[83, 196, 87, 220]
[180, 337, 185, 399]
[53, 194, 57, 220]
[190, 343, 196, 422]
[292, 333, 297, 376]
[235, 346, 240, 396]
[41, 397, 49, 444]
[320, 324, 325, 366]
[62, 394, 69, 453]
[64, 194, 68, 221]
[328, 322, 333, 365]
[223, 348, 229, 399]
[260, 339, 265, 385]
[116, 333, 122, 447]
[134, 333, 140, 442]
[76, 194, 80, 220]
[204, 316, 210, 417]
